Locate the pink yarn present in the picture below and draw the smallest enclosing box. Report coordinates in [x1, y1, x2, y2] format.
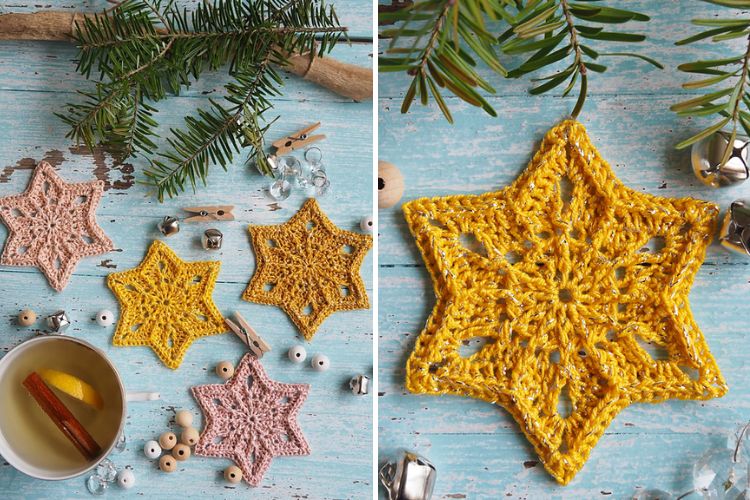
[191, 353, 311, 486]
[0, 161, 113, 291]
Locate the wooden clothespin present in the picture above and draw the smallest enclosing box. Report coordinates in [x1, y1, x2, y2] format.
[271, 122, 325, 156]
[183, 205, 235, 223]
[225, 312, 271, 358]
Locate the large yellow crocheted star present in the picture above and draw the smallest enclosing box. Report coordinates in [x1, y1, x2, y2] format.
[107, 240, 225, 369]
[243, 198, 372, 340]
[403, 120, 727, 485]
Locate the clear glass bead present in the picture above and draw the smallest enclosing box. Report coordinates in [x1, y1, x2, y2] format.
[278, 156, 302, 178]
[86, 474, 109, 496]
[632, 489, 673, 500]
[257, 154, 282, 178]
[95, 458, 117, 482]
[268, 178, 292, 201]
[305, 147, 323, 167]
[694, 449, 745, 498]
[310, 170, 331, 197]
[114, 432, 126, 453]
[727, 473, 750, 500]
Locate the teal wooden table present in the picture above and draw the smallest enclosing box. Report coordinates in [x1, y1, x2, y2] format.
[0, 1, 373, 498]
[378, 1, 750, 498]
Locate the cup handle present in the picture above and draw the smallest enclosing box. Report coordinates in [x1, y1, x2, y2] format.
[125, 391, 160, 402]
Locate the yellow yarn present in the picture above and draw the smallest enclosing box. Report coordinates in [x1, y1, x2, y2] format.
[243, 198, 372, 340]
[402, 120, 727, 485]
[108, 240, 226, 369]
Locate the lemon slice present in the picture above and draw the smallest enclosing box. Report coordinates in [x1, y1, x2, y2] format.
[38, 368, 104, 410]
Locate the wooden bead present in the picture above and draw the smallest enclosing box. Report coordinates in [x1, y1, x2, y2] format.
[215, 361, 234, 380]
[172, 443, 191, 461]
[180, 427, 199, 447]
[378, 160, 404, 209]
[224, 465, 243, 484]
[17, 309, 36, 326]
[159, 454, 176, 473]
[158, 431, 177, 450]
[175, 409, 193, 428]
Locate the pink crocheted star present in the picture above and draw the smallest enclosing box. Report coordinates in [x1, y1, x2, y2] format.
[191, 354, 311, 486]
[0, 161, 113, 291]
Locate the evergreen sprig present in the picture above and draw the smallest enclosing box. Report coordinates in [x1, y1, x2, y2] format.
[379, 0, 660, 122]
[58, 0, 345, 201]
[672, 0, 750, 152]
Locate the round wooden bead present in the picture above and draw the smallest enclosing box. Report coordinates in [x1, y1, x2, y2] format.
[181, 427, 199, 447]
[172, 443, 191, 461]
[215, 361, 234, 380]
[116, 469, 135, 489]
[18, 309, 36, 326]
[175, 409, 193, 428]
[224, 465, 243, 484]
[143, 440, 161, 459]
[378, 161, 404, 209]
[159, 454, 176, 473]
[311, 354, 330, 372]
[158, 431, 177, 450]
[95, 309, 115, 327]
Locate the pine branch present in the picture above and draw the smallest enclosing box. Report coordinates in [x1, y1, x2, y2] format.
[672, 0, 750, 150]
[60, 0, 346, 200]
[379, 0, 660, 122]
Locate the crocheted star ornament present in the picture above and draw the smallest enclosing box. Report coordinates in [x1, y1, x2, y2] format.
[107, 240, 225, 369]
[191, 353, 310, 486]
[403, 120, 727, 485]
[0, 161, 113, 291]
[243, 198, 372, 340]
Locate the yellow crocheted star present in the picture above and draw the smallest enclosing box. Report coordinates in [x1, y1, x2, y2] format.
[243, 198, 372, 340]
[107, 240, 225, 369]
[403, 120, 727, 485]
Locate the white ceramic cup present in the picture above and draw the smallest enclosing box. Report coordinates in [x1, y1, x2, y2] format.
[0, 335, 126, 480]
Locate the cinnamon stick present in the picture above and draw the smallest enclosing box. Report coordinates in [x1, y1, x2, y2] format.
[22, 372, 101, 461]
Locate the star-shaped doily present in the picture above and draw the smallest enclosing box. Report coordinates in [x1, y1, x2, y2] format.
[0, 161, 113, 291]
[191, 353, 310, 486]
[243, 198, 372, 340]
[403, 120, 727, 485]
[107, 240, 225, 369]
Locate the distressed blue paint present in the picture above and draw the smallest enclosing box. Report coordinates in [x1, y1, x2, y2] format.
[378, 1, 750, 498]
[0, 1, 373, 499]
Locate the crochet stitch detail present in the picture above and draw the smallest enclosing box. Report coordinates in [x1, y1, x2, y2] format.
[107, 240, 225, 369]
[191, 353, 310, 486]
[402, 120, 727, 485]
[243, 198, 372, 340]
[0, 161, 113, 291]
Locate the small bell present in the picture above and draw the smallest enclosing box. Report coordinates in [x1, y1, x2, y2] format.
[720, 200, 750, 256]
[380, 450, 436, 500]
[349, 375, 370, 395]
[691, 131, 750, 187]
[201, 228, 223, 250]
[157, 216, 180, 236]
[45, 310, 70, 333]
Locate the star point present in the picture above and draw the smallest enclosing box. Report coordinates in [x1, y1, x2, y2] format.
[107, 240, 225, 369]
[0, 161, 113, 291]
[243, 198, 372, 340]
[191, 354, 310, 486]
[403, 120, 726, 484]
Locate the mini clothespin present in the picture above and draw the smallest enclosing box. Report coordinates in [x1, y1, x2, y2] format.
[272, 122, 325, 156]
[183, 206, 235, 223]
[225, 312, 271, 358]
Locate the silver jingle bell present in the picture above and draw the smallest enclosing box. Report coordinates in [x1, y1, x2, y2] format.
[201, 228, 223, 250]
[380, 450, 436, 500]
[349, 375, 370, 395]
[157, 216, 180, 236]
[45, 310, 70, 334]
[720, 200, 750, 256]
[691, 131, 750, 187]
